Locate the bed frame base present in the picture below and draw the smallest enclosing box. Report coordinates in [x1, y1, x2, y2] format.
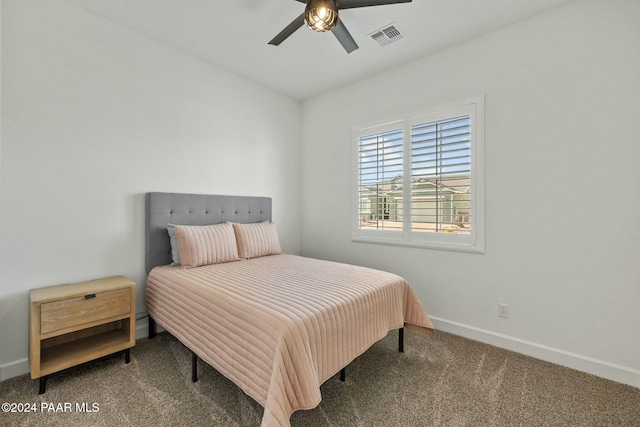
[336, 327, 404, 382]
[192, 351, 198, 383]
[148, 316, 156, 339]
[150, 316, 405, 384]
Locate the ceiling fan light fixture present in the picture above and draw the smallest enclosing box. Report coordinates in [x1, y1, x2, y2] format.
[304, 0, 339, 32]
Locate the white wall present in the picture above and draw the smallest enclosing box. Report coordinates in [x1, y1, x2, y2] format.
[2, 0, 638, 390]
[0, 0, 301, 379]
[300, 0, 640, 387]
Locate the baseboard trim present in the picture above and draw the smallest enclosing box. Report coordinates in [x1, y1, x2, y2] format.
[0, 357, 29, 382]
[429, 316, 640, 389]
[136, 315, 164, 339]
[136, 318, 149, 340]
[2, 318, 153, 381]
[4, 317, 638, 388]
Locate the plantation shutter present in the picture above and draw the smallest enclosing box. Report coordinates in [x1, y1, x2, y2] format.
[410, 115, 472, 234]
[352, 96, 483, 252]
[357, 125, 404, 232]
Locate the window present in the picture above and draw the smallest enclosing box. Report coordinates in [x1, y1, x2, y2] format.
[353, 96, 484, 253]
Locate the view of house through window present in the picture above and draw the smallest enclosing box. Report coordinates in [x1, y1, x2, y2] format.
[354, 97, 484, 252]
[409, 115, 471, 234]
[358, 127, 404, 232]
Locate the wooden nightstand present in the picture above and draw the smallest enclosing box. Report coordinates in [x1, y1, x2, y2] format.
[29, 276, 136, 394]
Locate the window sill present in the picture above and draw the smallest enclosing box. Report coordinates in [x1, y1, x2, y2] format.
[351, 236, 485, 254]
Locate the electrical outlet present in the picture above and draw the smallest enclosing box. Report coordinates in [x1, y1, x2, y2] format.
[498, 303, 510, 319]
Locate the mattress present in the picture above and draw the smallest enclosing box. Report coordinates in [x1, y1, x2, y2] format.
[146, 254, 434, 427]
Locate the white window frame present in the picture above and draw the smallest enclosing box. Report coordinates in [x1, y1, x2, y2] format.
[352, 95, 485, 253]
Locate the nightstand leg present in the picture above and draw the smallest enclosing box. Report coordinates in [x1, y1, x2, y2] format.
[39, 376, 46, 394]
[124, 348, 130, 364]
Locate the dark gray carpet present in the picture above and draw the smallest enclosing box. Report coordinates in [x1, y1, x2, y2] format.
[1, 330, 639, 426]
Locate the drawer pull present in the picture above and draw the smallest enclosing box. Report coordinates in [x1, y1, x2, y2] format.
[84, 294, 96, 300]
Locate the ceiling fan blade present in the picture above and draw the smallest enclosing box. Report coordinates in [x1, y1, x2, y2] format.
[339, 0, 412, 10]
[332, 20, 359, 54]
[268, 13, 305, 46]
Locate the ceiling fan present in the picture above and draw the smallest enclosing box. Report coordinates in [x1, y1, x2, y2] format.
[268, 0, 413, 54]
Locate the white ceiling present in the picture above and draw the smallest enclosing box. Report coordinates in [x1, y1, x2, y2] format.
[61, 0, 575, 100]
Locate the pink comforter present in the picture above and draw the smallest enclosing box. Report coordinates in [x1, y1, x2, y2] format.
[146, 254, 434, 427]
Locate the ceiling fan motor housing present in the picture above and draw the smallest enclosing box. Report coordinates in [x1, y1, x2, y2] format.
[305, 0, 339, 32]
[269, 0, 413, 53]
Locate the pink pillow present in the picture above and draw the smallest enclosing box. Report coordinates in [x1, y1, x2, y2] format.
[175, 223, 240, 269]
[232, 222, 282, 259]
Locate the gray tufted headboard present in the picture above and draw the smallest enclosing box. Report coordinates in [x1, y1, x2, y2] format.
[145, 192, 272, 273]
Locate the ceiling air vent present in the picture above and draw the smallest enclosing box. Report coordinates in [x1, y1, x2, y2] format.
[369, 23, 404, 47]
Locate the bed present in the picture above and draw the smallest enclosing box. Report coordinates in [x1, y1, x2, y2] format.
[144, 192, 434, 427]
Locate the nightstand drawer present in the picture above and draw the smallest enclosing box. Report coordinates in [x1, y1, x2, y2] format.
[40, 288, 131, 335]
